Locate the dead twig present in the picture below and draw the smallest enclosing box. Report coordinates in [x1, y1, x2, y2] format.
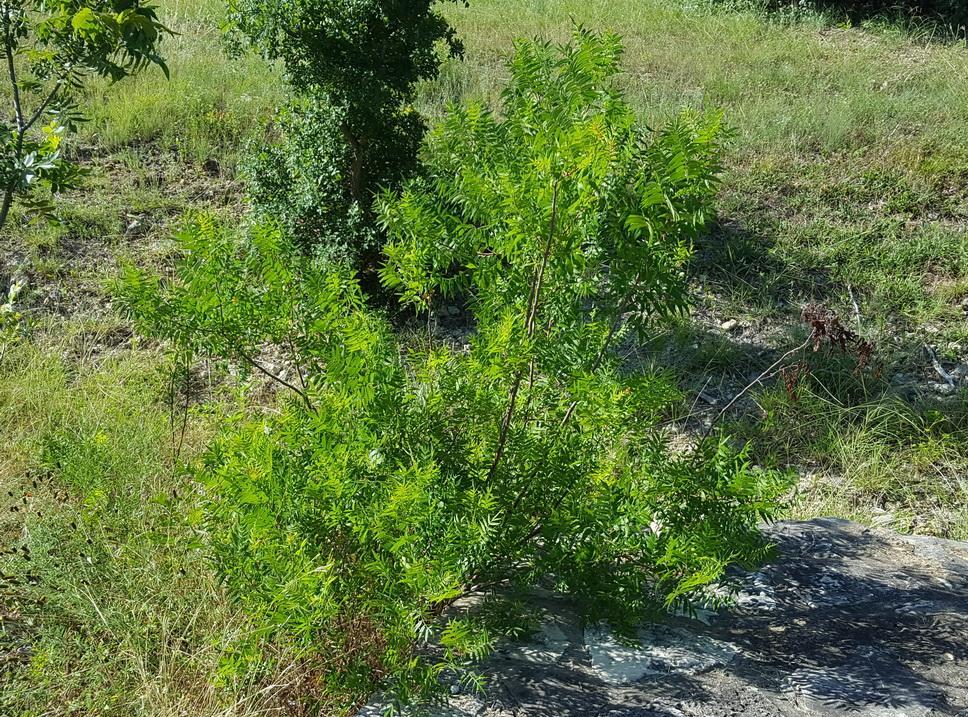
[700, 336, 813, 441]
[925, 344, 956, 388]
[847, 284, 862, 333]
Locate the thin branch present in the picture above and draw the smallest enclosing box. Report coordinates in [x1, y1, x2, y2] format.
[505, 318, 810, 565]
[211, 276, 316, 411]
[167, 354, 177, 458]
[286, 335, 309, 394]
[517, 357, 538, 425]
[4, 12, 23, 131]
[485, 181, 560, 484]
[144, 300, 317, 412]
[486, 368, 524, 482]
[483, 297, 635, 582]
[23, 82, 61, 134]
[176, 357, 190, 460]
[0, 10, 22, 230]
[524, 187, 559, 338]
[698, 336, 813, 444]
[234, 348, 316, 410]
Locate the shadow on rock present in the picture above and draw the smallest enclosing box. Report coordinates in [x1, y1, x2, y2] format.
[371, 519, 968, 717]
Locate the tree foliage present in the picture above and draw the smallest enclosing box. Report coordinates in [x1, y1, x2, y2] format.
[227, 0, 463, 101]
[228, 0, 466, 269]
[0, 0, 170, 229]
[122, 29, 786, 712]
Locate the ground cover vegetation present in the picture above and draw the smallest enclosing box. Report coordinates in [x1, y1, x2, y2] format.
[1, 0, 967, 715]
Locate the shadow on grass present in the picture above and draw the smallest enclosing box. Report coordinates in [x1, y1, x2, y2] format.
[815, 0, 968, 33]
[690, 217, 841, 319]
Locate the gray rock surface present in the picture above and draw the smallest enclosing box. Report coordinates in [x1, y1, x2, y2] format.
[366, 518, 968, 717]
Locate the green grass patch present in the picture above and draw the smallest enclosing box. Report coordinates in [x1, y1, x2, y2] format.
[735, 377, 968, 539]
[433, 0, 968, 152]
[0, 334, 316, 716]
[79, 0, 284, 168]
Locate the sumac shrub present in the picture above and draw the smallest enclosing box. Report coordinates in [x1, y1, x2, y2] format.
[228, 0, 466, 272]
[123, 29, 786, 712]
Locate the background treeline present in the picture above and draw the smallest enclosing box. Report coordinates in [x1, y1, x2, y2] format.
[711, 0, 968, 31]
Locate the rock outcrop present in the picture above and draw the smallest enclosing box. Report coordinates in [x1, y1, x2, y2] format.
[365, 518, 968, 716]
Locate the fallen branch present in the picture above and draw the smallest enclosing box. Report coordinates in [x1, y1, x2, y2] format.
[699, 336, 813, 442]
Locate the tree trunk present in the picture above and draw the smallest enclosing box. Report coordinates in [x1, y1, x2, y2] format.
[340, 123, 365, 205]
[0, 183, 14, 233]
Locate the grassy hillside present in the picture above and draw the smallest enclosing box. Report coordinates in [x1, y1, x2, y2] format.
[1, 1, 966, 714]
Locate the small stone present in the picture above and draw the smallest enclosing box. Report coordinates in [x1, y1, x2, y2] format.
[871, 512, 896, 527]
[944, 652, 955, 661]
[720, 319, 739, 332]
[930, 382, 956, 396]
[446, 305, 461, 317]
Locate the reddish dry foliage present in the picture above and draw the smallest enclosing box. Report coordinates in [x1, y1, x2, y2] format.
[801, 303, 877, 374]
[780, 361, 811, 402]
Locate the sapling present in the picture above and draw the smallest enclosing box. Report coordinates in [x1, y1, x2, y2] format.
[0, 0, 169, 230]
[122, 27, 786, 712]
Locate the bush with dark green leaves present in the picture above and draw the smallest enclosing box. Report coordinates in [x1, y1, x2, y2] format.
[0, 0, 170, 231]
[122, 29, 786, 712]
[228, 0, 465, 270]
[836, 0, 966, 25]
[710, 0, 967, 31]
